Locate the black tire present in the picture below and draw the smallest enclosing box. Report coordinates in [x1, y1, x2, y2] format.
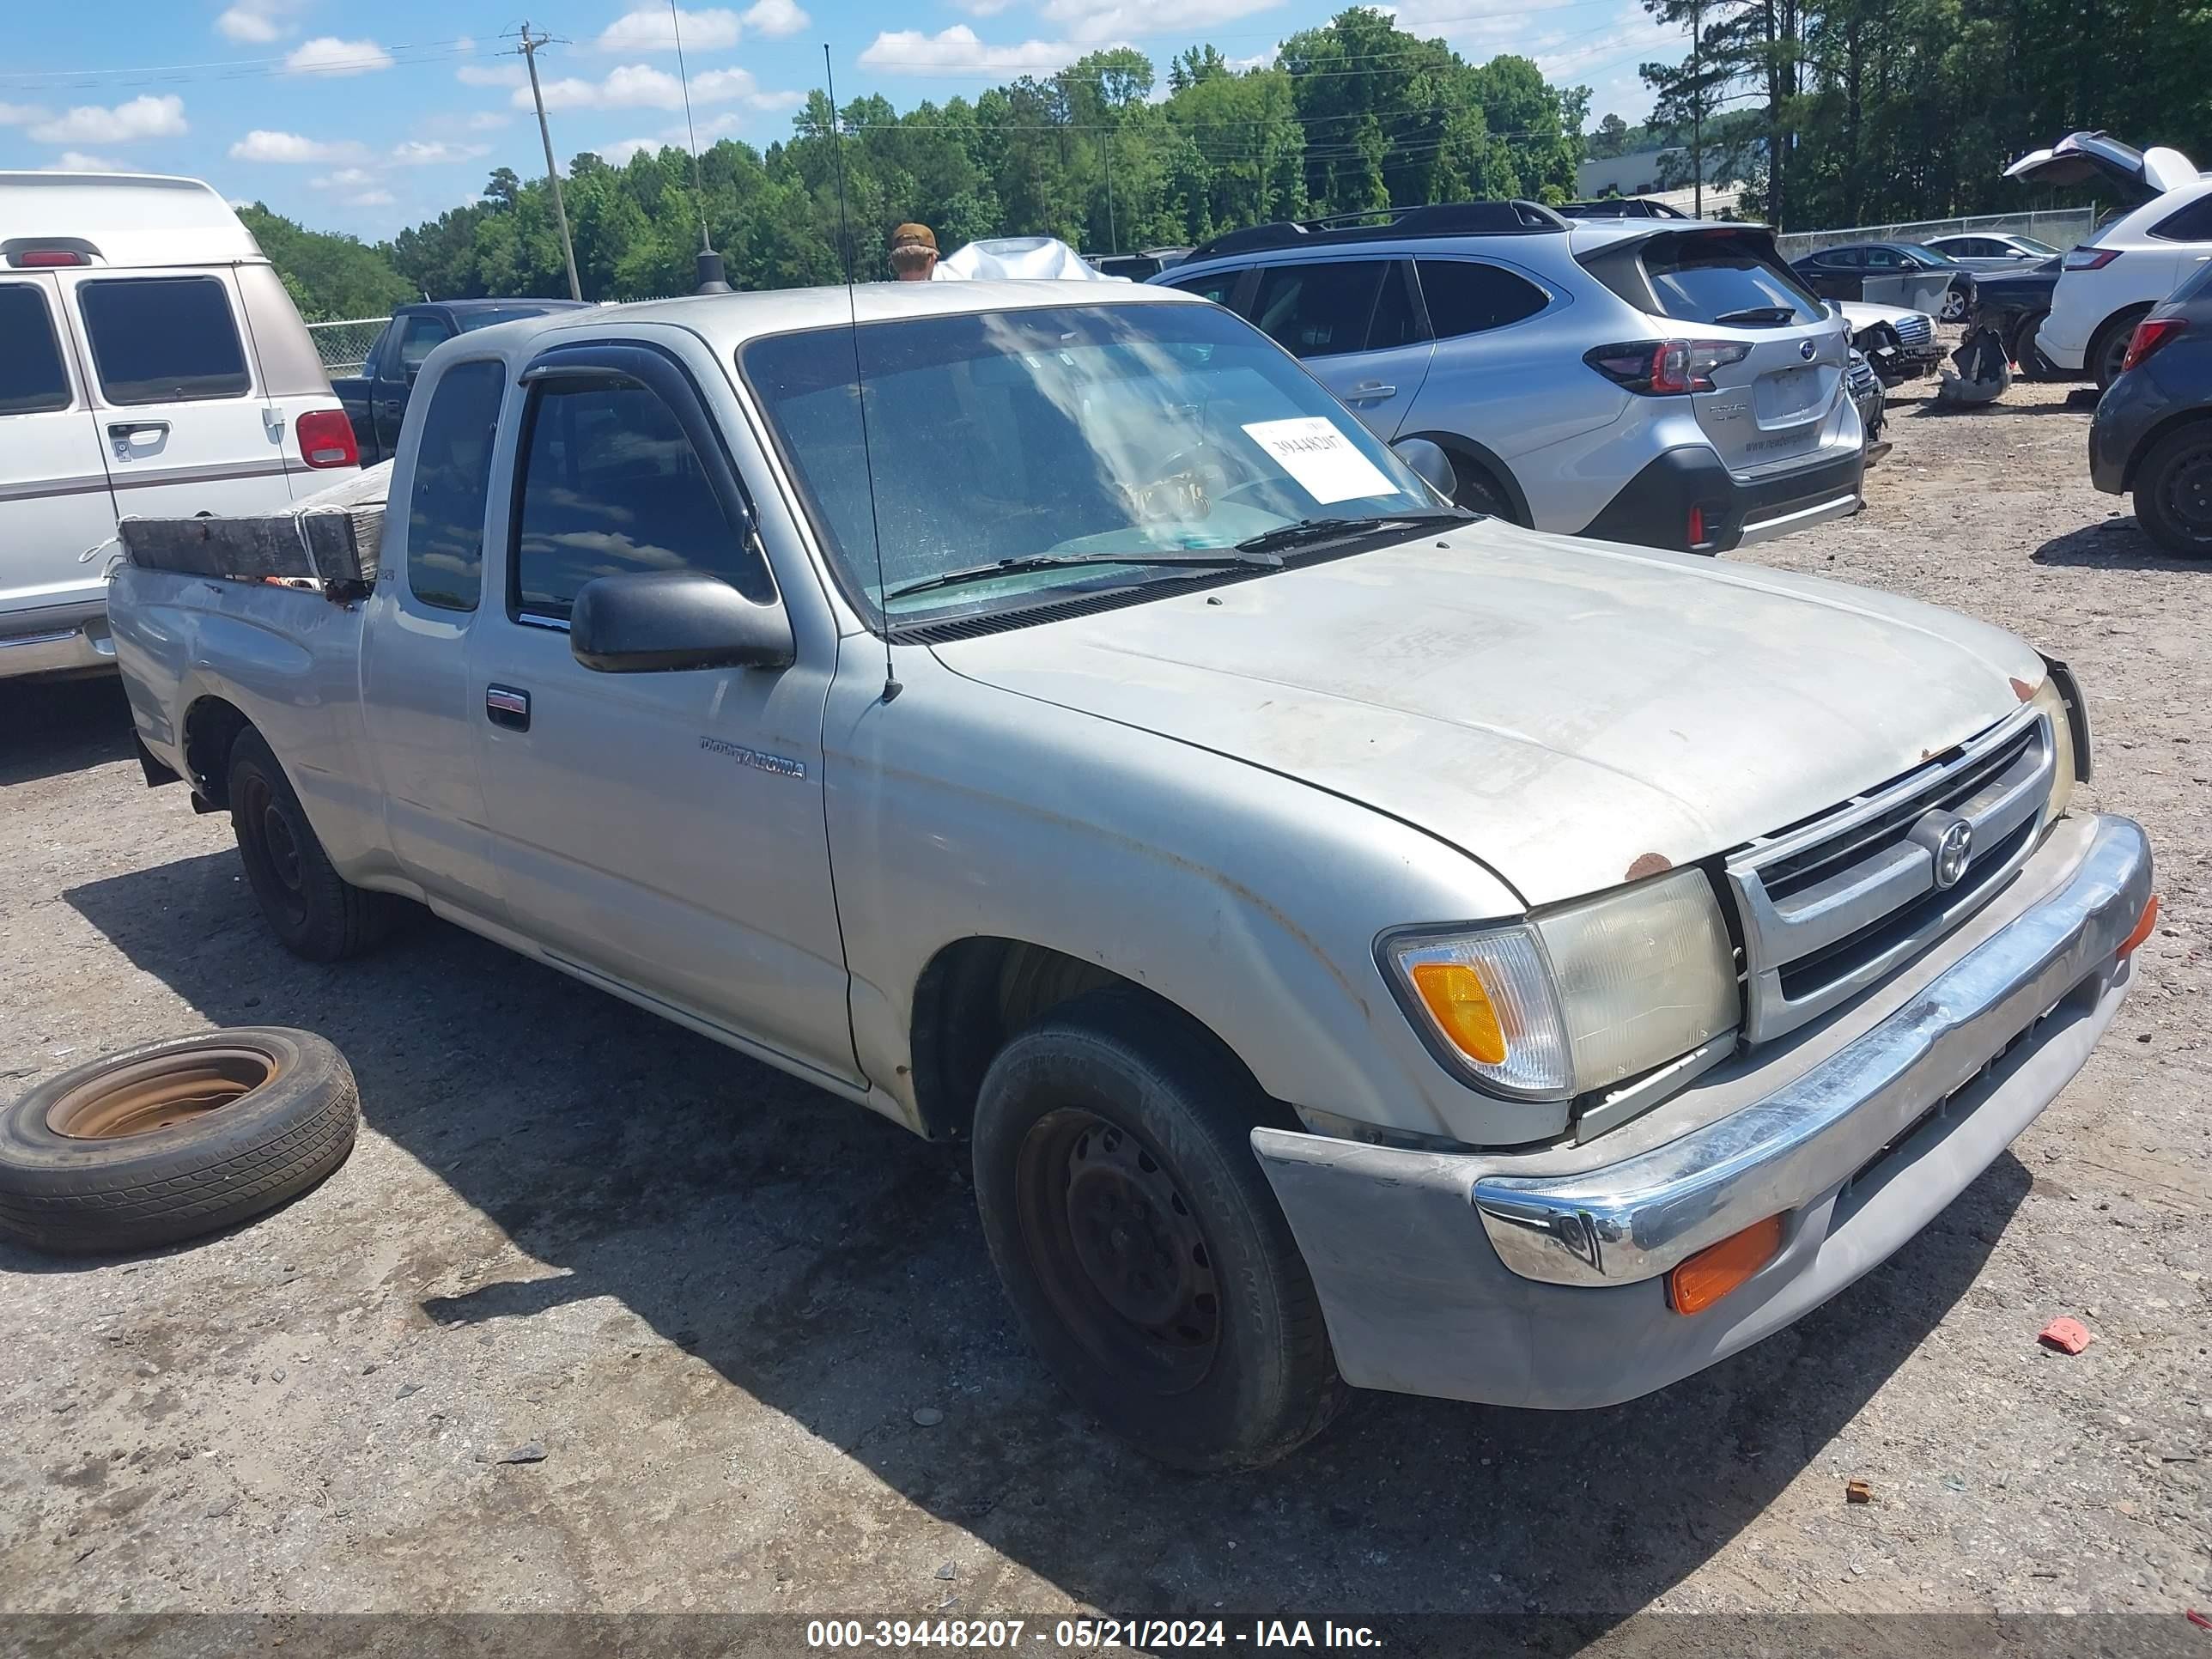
[1452, 463, 1519, 524]
[2132, 422, 2212, 556]
[2011, 311, 2060, 380]
[2090, 307, 2151, 392]
[0, 1029, 358, 1255]
[971, 989, 1344, 1472]
[228, 727, 395, 962]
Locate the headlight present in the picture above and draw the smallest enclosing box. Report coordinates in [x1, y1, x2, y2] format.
[1384, 867, 1741, 1102]
[2031, 672, 2081, 823]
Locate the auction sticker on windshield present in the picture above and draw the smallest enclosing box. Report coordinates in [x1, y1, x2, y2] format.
[1241, 416, 1395, 505]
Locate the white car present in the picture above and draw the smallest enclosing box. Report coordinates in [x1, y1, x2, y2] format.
[0, 171, 357, 678]
[1836, 300, 1943, 383]
[2006, 133, 2212, 387]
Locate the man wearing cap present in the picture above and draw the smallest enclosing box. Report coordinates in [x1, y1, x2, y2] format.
[890, 223, 939, 282]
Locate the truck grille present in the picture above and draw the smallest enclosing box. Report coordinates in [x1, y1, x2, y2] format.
[1723, 708, 2055, 1041]
[1893, 313, 1935, 350]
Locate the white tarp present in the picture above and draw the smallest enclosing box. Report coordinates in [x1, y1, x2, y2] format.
[934, 235, 1131, 282]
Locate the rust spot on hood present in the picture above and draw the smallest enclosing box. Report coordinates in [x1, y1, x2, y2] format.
[2010, 676, 2037, 702]
[1626, 852, 1672, 882]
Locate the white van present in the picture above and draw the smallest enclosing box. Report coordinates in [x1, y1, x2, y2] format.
[0, 171, 359, 678]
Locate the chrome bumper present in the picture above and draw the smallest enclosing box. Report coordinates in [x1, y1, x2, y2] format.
[1470, 812, 2151, 1286]
[0, 610, 116, 679]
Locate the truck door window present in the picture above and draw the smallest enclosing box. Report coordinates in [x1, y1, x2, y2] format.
[76, 276, 252, 405]
[405, 360, 506, 612]
[1249, 261, 1387, 357]
[395, 314, 454, 375]
[510, 376, 764, 624]
[0, 283, 71, 415]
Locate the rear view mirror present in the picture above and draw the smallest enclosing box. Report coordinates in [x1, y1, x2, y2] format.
[571, 571, 794, 673]
[1390, 437, 1458, 503]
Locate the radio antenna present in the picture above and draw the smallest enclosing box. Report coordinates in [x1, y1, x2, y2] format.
[669, 2, 731, 292]
[825, 42, 898, 702]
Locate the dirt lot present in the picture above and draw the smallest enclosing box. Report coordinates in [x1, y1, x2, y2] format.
[2, 368, 2207, 1640]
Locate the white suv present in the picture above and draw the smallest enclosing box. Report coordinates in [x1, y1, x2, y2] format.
[2006, 133, 2212, 387]
[0, 171, 357, 678]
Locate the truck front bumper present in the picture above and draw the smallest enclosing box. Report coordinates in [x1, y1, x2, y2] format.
[1252, 811, 2151, 1410]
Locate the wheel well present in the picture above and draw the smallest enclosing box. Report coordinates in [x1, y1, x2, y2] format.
[907, 939, 1254, 1141]
[1401, 430, 1529, 526]
[181, 697, 252, 807]
[2126, 407, 2212, 491]
[2094, 302, 2154, 357]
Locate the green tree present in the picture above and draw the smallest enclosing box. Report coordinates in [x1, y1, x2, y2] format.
[236, 204, 413, 319]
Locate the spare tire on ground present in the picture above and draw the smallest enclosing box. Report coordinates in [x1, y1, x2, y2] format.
[0, 1029, 358, 1255]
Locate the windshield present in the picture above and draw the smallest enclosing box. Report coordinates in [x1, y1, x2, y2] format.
[2012, 235, 2062, 257]
[1898, 244, 1962, 268]
[739, 301, 1440, 626]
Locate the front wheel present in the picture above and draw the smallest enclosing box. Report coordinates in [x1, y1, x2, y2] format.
[1940, 285, 1968, 323]
[971, 991, 1344, 1471]
[2133, 424, 2212, 556]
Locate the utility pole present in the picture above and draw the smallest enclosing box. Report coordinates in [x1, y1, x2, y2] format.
[1103, 129, 1118, 255]
[517, 22, 584, 302]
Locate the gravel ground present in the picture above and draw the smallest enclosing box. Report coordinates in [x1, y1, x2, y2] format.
[1, 366, 2206, 1637]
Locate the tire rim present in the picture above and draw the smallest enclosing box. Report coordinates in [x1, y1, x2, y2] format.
[236, 772, 308, 930]
[46, 1047, 278, 1139]
[1942, 289, 1966, 322]
[1014, 1108, 1220, 1390]
[2101, 329, 2132, 386]
[2162, 445, 2212, 544]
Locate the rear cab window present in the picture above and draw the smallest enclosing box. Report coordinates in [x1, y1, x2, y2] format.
[1637, 234, 1824, 326]
[0, 283, 72, 415]
[405, 360, 507, 612]
[76, 275, 252, 405]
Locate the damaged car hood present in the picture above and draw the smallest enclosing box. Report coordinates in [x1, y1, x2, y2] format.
[931, 528, 2045, 907]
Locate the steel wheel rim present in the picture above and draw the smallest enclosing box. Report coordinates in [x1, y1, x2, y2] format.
[238, 773, 309, 929]
[46, 1047, 277, 1139]
[2162, 446, 2212, 543]
[1014, 1107, 1220, 1391]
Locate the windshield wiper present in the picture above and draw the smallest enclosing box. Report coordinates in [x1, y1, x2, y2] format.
[882, 549, 1279, 603]
[1712, 305, 1799, 326]
[1233, 511, 1473, 556]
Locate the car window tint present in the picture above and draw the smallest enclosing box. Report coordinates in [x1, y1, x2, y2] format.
[77, 276, 251, 405]
[1861, 247, 1903, 269]
[404, 360, 505, 613]
[1169, 268, 1243, 307]
[0, 283, 71, 416]
[2151, 195, 2212, 243]
[1249, 261, 1385, 357]
[1820, 247, 1861, 268]
[1366, 262, 1425, 349]
[512, 376, 763, 623]
[1416, 258, 1549, 337]
[398, 315, 453, 371]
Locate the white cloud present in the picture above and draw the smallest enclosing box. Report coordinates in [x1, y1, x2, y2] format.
[466, 111, 512, 129]
[0, 101, 49, 126]
[284, 37, 395, 76]
[390, 139, 492, 165]
[1037, 0, 1279, 43]
[457, 61, 527, 88]
[29, 95, 187, 145]
[601, 137, 663, 165]
[1227, 46, 1279, 71]
[53, 151, 125, 172]
[949, 0, 1015, 12]
[747, 88, 806, 112]
[311, 167, 378, 188]
[597, 7, 742, 53]
[216, 0, 303, 42]
[742, 0, 810, 37]
[228, 130, 369, 163]
[857, 26, 1082, 76]
[519, 62, 792, 112]
[345, 189, 396, 207]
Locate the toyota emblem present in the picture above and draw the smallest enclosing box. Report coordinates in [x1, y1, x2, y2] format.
[1933, 820, 1974, 890]
[1800, 339, 1817, 362]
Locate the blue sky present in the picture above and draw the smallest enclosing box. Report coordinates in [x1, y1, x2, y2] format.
[0, 0, 1675, 240]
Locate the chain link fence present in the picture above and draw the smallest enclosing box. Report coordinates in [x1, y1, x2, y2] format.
[1775, 208, 2095, 260]
[304, 317, 390, 379]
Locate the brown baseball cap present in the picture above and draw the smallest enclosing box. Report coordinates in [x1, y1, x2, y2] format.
[890, 222, 938, 253]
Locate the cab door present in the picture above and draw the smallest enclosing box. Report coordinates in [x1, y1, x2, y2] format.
[1248, 258, 1435, 441]
[468, 335, 858, 1086]
[0, 276, 118, 628]
[60, 268, 298, 522]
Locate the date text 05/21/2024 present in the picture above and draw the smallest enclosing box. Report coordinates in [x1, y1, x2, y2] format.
[805, 1619, 1382, 1650]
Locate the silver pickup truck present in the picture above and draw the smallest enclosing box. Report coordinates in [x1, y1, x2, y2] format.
[107, 280, 2154, 1471]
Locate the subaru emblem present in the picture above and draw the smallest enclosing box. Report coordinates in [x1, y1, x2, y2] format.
[1800, 340, 1817, 362]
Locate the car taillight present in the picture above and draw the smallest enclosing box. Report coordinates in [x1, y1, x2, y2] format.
[295, 409, 358, 470]
[2063, 248, 2122, 270]
[2121, 317, 2186, 373]
[1584, 339, 1753, 394]
[11, 248, 90, 267]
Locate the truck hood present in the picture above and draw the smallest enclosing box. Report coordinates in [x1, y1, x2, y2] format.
[930, 529, 2045, 907]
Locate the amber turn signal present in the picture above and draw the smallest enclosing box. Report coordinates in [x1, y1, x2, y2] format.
[1408, 960, 1508, 1066]
[2118, 893, 2160, 957]
[1668, 1213, 1784, 1316]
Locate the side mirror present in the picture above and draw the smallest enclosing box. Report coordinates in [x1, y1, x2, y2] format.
[570, 571, 794, 673]
[1390, 437, 1458, 503]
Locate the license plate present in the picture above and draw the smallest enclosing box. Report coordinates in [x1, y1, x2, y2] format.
[1758, 365, 1820, 420]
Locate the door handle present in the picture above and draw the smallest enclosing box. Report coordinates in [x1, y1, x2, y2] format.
[485, 684, 531, 731]
[1349, 381, 1396, 398]
[107, 420, 169, 449]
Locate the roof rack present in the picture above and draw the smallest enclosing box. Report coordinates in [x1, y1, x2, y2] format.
[1186, 199, 1571, 261]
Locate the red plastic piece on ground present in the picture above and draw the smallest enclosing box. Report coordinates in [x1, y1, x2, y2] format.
[2038, 1316, 2094, 1355]
[2185, 1609, 2210, 1631]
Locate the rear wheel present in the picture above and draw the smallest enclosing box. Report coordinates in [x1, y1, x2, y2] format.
[1940, 285, 1968, 323]
[1452, 464, 1518, 524]
[2133, 423, 2212, 556]
[2010, 311, 2060, 380]
[971, 990, 1343, 1471]
[228, 728, 397, 962]
[2091, 307, 2152, 391]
